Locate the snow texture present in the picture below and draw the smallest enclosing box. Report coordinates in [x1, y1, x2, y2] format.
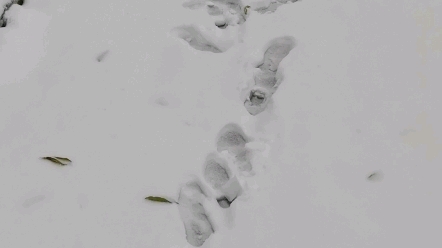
[1, 0, 442, 248]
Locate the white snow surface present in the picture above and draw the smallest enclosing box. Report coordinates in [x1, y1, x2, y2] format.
[1, 0, 442, 247]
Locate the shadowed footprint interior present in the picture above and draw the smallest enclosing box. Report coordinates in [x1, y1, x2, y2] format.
[216, 123, 253, 172]
[202, 152, 244, 208]
[216, 123, 249, 152]
[203, 152, 232, 190]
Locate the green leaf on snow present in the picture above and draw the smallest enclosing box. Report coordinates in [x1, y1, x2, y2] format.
[145, 196, 176, 204]
[41, 156, 72, 166]
[54, 157, 72, 164]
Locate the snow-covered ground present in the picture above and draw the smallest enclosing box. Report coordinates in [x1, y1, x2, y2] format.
[1, 0, 441, 247]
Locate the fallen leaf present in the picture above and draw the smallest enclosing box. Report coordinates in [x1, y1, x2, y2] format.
[145, 196, 177, 204]
[41, 156, 72, 166]
[54, 157, 72, 164]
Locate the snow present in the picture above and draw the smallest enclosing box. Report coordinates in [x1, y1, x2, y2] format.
[1, 0, 442, 247]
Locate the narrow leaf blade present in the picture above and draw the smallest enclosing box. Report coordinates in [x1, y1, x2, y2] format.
[41, 157, 67, 166]
[145, 196, 175, 204]
[54, 157, 72, 164]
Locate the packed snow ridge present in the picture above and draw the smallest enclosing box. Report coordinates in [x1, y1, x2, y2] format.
[0, 0, 24, 27]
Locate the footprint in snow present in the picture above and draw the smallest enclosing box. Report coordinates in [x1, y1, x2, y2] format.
[215, 122, 254, 175]
[242, 36, 296, 115]
[177, 178, 215, 247]
[202, 152, 243, 208]
[182, 0, 250, 29]
[170, 24, 224, 53]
